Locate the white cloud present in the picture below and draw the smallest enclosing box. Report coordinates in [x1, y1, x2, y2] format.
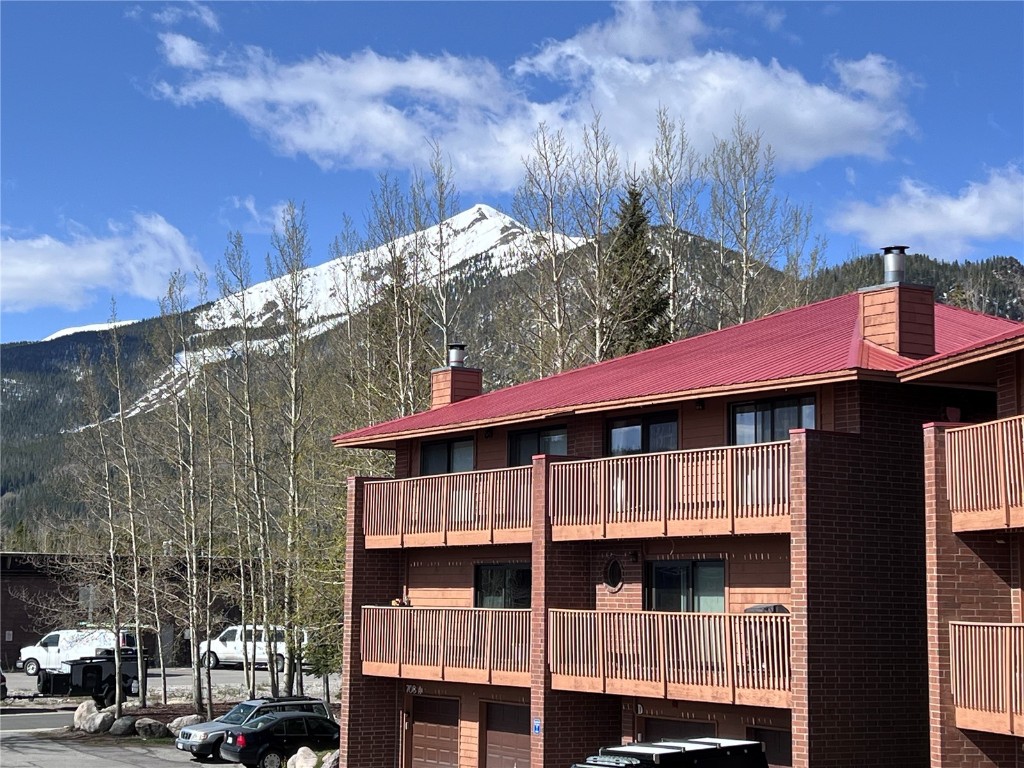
[151, 2, 220, 32]
[830, 165, 1024, 259]
[0, 214, 208, 313]
[152, 2, 914, 190]
[225, 195, 289, 235]
[159, 33, 209, 70]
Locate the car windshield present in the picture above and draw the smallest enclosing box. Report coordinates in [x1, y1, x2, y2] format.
[220, 703, 259, 725]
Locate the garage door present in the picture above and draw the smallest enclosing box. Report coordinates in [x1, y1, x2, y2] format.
[643, 717, 716, 742]
[485, 703, 530, 768]
[412, 697, 459, 768]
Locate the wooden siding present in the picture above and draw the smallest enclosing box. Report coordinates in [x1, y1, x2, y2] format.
[947, 414, 1024, 531]
[549, 442, 790, 540]
[406, 546, 532, 608]
[549, 609, 791, 708]
[361, 606, 531, 688]
[950, 622, 1024, 736]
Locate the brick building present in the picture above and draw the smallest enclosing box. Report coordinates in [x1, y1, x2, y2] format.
[332, 248, 1023, 768]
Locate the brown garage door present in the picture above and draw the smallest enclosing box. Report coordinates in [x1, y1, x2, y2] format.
[643, 717, 716, 742]
[485, 703, 530, 768]
[412, 697, 459, 768]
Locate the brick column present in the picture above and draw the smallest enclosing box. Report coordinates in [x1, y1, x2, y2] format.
[530, 455, 620, 768]
[338, 476, 403, 768]
[924, 424, 1018, 768]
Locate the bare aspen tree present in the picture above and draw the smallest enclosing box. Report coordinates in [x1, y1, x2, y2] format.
[511, 123, 579, 376]
[265, 201, 316, 695]
[701, 115, 817, 329]
[366, 173, 429, 417]
[413, 140, 463, 364]
[646, 107, 706, 339]
[569, 113, 623, 363]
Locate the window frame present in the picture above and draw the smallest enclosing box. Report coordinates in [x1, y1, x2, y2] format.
[729, 394, 816, 445]
[473, 562, 532, 609]
[607, 410, 679, 457]
[643, 558, 726, 613]
[420, 436, 475, 475]
[507, 424, 568, 467]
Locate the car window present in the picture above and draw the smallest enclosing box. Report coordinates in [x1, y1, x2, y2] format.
[40, 633, 59, 647]
[219, 628, 238, 642]
[221, 703, 259, 725]
[283, 719, 308, 736]
[270, 629, 285, 642]
[243, 628, 256, 642]
[246, 715, 279, 731]
[307, 718, 338, 737]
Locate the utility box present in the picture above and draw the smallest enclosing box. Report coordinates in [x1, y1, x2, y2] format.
[571, 738, 769, 767]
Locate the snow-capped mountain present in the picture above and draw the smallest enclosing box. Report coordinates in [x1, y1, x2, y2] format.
[196, 203, 541, 334]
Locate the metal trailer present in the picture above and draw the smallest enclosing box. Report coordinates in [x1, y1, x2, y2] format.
[36, 654, 141, 708]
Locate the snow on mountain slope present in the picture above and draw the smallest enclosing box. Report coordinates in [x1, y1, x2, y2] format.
[42, 319, 140, 342]
[196, 203, 541, 333]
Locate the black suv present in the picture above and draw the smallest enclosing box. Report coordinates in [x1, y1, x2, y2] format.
[174, 695, 333, 761]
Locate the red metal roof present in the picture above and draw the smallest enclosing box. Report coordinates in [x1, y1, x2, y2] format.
[334, 292, 1022, 446]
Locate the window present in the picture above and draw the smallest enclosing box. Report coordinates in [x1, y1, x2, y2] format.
[474, 563, 531, 609]
[644, 559, 725, 612]
[40, 633, 59, 648]
[508, 426, 567, 466]
[608, 411, 678, 456]
[731, 395, 814, 445]
[421, 438, 474, 475]
[219, 628, 237, 642]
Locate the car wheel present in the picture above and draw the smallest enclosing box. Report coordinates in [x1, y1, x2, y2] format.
[200, 652, 219, 669]
[23, 659, 39, 676]
[258, 750, 286, 768]
[275, 654, 285, 673]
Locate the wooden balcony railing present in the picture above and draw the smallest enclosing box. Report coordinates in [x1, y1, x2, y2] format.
[549, 609, 791, 708]
[947, 415, 1024, 532]
[548, 442, 790, 540]
[362, 466, 532, 548]
[360, 606, 531, 687]
[950, 622, 1024, 735]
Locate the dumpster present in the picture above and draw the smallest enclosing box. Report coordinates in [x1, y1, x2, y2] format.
[571, 737, 769, 767]
[37, 654, 140, 707]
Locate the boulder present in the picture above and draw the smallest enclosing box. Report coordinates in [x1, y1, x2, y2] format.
[167, 713, 205, 736]
[287, 747, 319, 768]
[321, 750, 340, 768]
[135, 717, 170, 739]
[81, 711, 115, 734]
[109, 716, 137, 736]
[73, 700, 100, 729]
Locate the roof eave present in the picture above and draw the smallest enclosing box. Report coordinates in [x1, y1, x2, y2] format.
[332, 369, 879, 449]
[898, 336, 1024, 383]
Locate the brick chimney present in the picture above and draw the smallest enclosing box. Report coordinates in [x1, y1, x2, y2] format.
[859, 245, 936, 359]
[430, 343, 483, 409]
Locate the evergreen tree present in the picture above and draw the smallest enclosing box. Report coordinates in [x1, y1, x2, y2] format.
[603, 181, 670, 359]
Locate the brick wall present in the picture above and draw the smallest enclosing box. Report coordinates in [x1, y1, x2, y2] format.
[924, 424, 1022, 768]
[338, 477, 404, 768]
[995, 352, 1023, 419]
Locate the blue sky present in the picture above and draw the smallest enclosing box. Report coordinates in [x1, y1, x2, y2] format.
[2, 1, 1022, 344]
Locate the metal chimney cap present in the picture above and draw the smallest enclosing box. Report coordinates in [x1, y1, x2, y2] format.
[881, 245, 908, 284]
[447, 343, 467, 367]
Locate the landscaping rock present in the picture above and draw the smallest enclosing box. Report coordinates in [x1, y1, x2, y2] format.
[109, 716, 137, 736]
[321, 750, 340, 768]
[288, 747, 318, 768]
[82, 711, 115, 734]
[167, 713, 205, 736]
[135, 717, 170, 739]
[73, 700, 100, 729]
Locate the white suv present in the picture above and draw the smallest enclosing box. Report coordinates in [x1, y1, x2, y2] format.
[198, 625, 307, 672]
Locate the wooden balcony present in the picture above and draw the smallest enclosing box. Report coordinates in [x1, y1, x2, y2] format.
[548, 442, 791, 540]
[950, 622, 1024, 736]
[947, 415, 1024, 532]
[362, 466, 532, 548]
[360, 606, 531, 687]
[549, 609, 791, 708]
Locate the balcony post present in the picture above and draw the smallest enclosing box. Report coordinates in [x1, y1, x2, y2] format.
[997, 427, 1010, 528]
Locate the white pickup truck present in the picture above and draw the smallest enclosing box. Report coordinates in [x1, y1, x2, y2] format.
[17, 628, 136, 676]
